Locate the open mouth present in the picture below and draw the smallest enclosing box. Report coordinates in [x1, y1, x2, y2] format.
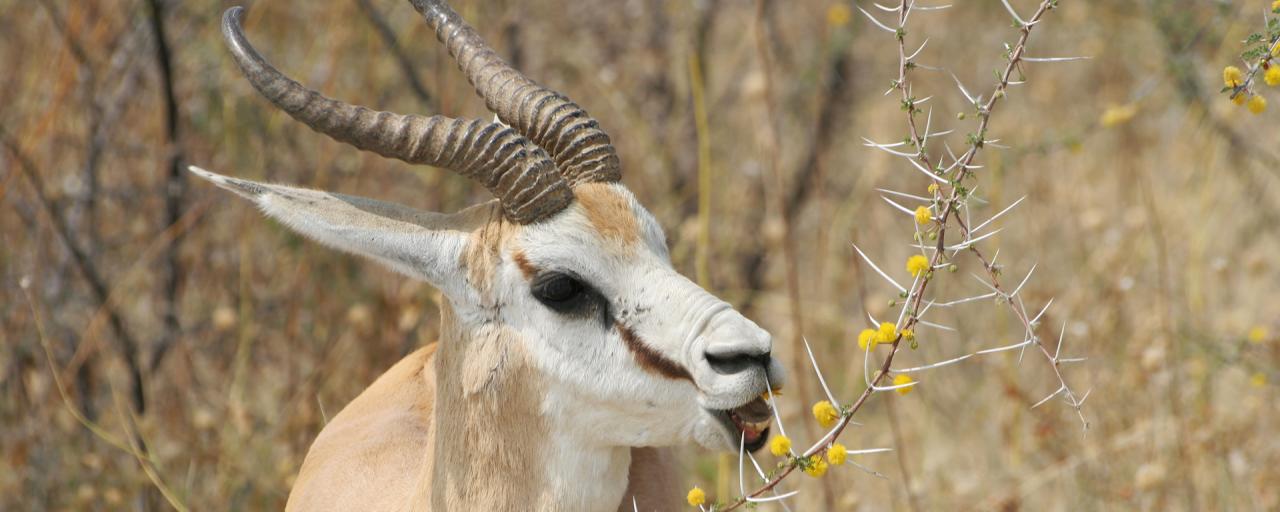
[713, 397, 773, 452]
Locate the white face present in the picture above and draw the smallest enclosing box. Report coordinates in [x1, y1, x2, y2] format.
[189, 168, 781, 453]
[487, 183, 783, 452]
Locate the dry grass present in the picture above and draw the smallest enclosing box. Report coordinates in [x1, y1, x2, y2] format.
[2, 0, 1278, 510]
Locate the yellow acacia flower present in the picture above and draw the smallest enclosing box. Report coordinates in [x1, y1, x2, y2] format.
[760, 384, 783, 401]
[906, 254, 930, 278]
[827, 443, 848, 466]
[1273, 0, 1280, 12]
[1233, 93, 1247, 106]
[1248, 326, 1269, 344]
[686, 486, 706, 507]
[1224, 65, 1244, 87]
[858, 328, 878, 350]
[826, 4, 852, 27]
[928, 183, 940, 194]
[769, 434, 792, 457]
[1099, 104, 1138, 128]
[1251, 372, 1267, 388]
[914, 205, 932, 225]
[812, 400, 840, 428]
[803, 455, 829, 477]
[893, 374, 915, 395]
[1249, 94, 1267, 114]
[901, 329, 915, 342]
[876, 322, 898, 345]
[1267, 67, 1280, 87]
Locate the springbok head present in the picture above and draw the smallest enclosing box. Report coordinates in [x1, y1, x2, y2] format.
[194, 1, 783, 454]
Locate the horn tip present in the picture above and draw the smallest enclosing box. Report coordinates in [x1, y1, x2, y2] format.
[224, 5, 246, 23]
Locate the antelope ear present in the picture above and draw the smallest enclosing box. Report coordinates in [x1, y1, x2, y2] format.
[189, 166, 478, 294]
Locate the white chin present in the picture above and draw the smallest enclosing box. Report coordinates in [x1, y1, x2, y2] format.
[693, 412, 736, 451]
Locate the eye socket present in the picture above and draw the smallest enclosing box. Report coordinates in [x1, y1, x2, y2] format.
[532, 273, 587, 308]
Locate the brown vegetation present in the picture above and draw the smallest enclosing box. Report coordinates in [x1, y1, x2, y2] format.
[2, 0, 1277, 509]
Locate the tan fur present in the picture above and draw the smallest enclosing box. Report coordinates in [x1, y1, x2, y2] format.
[511, 250, 538, 280]
[287, 344, 438, 511]
[617, 447, 683, 512]
[286, 336, 681, 511]
[461, 204, 517, 294]
[574, 183, 640, 248]
[429, 302, 549, 510]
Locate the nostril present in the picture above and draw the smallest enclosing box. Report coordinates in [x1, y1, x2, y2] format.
[704, 350, 771, 376]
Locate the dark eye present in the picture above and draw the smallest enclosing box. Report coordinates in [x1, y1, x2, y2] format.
[532, 273, 587, 309]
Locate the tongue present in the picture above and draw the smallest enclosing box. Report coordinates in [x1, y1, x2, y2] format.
[732, 397, 773, 423]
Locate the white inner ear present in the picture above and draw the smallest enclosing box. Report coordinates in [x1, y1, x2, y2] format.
[189, 166, 475, 294]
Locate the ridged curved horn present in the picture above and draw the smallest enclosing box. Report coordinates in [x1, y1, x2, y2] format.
[221, 7, 573, 224]
[409, 0, 621, 185]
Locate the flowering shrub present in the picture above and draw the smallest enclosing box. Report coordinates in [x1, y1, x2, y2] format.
[1222, 2, 1280, 113]
[696, 1, 1092, 509]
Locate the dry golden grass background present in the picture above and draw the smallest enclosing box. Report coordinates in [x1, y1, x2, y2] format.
[2, 0, 1278, 510]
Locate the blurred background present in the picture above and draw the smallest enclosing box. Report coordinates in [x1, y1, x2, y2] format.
[2, 0, 1278, 510]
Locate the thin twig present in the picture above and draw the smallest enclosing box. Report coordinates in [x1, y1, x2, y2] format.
[2, 130, 148, 413]
[145, 0, 187, 376]
[355, 0, 434, 107]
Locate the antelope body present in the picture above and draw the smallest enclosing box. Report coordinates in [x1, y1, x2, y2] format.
[193, 2, 782, 511]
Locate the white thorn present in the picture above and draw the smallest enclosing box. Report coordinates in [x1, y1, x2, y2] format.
[858, 6, 897, 32]
[998, 0, 1029, 24]
[917, 319, 956, 332]
[932, 292, 999, 307]
[1054, 319, 1068, 360]
[849, 460, 890, 479]
[1022, 56, 1092, 62]
[1031, 385, 1065, 409]
[974, 339, 1033, 355]
[873, 379, 918, 393]
[907, 38, 930, 60]
[852, 244, 907, 293]
[803, 337, 839, 406]
[1011, 262, 1037, 298]
[1031, 298, 1054, 325]
[896, 353, 974, 373]
[952, 73, 976, 104]
[877, 188, 932, 202]
[763, 374, 788, 440]
[881, 195, 919, 216]
[972, 195, 1026, 234]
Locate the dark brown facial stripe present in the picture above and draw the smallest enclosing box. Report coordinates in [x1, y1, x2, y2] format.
[615, 321, 693, 382]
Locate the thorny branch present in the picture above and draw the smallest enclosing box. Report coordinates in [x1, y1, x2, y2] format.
[718, 1, 1088, 509]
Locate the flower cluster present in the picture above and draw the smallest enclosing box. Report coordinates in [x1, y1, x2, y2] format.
[906, 254, 930, 278]
[812, 400, 841, 429]
[686, 486, 706, 507]
[768, 434, 791, 457]
[1221, 4, 1280, 114]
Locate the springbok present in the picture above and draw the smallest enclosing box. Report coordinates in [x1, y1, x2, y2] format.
[192, 2, 783, 510]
